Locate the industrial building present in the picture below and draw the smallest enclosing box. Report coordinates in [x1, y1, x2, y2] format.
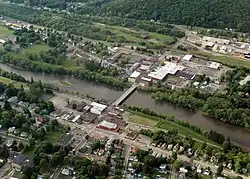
[182, 54, 193, 61]
[202, 36, 230, 45]
[128, 71, 140, 83]
[148, 62, 185, 80]
[208, 62, 220, 70]
[97, 120, 119, 131]
[139, 77, 152, 88]
[90, 102, 107, 115]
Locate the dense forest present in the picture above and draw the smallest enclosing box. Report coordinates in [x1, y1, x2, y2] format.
[75, 0, 250, 33]
[6, 0, 250, 33]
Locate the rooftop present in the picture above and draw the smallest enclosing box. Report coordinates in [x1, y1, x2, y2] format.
[130, 71, 141, 78]
[182, 54, 193, 61]
[239, 75, 250, 86]
[148, 62, 185, 80]
[208, 62, 220, 69]
[98, 120, 118, 129]
[203, 36, 230, 45]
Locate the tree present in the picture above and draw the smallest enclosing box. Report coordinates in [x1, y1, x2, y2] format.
[3, 101, 12, 110]
[201, 141, 207, 150]
[223, 140, 231, 152]
[171, 152, 177, 163]
[173, 160, 183, 171]
[17, 91, 26, 101]
[63, 156, 70, 165]
[39, 158, 47, 170]
[217, 164, 223, 176]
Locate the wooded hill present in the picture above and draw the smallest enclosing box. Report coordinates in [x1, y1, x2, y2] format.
[77, 0, 250, 33]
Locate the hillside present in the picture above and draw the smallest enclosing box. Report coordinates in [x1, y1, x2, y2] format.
[77, 0, 250, 33]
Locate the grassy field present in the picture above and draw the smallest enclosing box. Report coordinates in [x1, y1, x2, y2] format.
[190, 50, 250, 68]
[129, 114, 159, 127]
[127, 110, 220, 147]
[22, 44, 51, 54]
[95, 23, 175, 48]
[0, 76, 28, 89]
[44, 130, 65, 143]
[0, 26, 13, 37]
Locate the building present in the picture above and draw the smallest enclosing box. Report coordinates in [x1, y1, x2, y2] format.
[97, 120, 119, 131]
[128, 71, 140, 83]
[203, 36, 230, 45]
[208, 62, 220, 70]
[148, 62, 185, 80]
[139, 77, 152, 88]
[187, 35, 202, 46]
[0, 39, 5, 44]
[182, 54, 193, 61]
[9, 152, 30, 172]
[90, 102, 107, 115]
[239, 75, 250, 86]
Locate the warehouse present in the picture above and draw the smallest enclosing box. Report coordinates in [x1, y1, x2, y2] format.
[148, 62, 185, 80]
[90, 102, 107, 115]
[97, 120, 119, 131]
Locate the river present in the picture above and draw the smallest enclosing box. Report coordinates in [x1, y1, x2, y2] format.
[1, 63, 250, 150]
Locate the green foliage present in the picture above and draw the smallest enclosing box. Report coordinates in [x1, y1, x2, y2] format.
[78, 0, 250, 33]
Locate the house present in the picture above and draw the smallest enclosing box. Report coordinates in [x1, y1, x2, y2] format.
[20, 132, 28, 138]
[178, 146, 185, 153]
[167, 144, 173, 150]
[9, 152, 30, 172]
[173, 144, 179, 152]
[61, 168, 70, 176]
[0, 39, 6, 44]
[159, 164, 167, 174]
[8, 127, 16, 133]
[187, 148, 193, 156]
[6, 139, 14, 147]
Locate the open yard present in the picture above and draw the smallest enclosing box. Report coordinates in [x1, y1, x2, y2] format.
[0, 26, 13, 37]
[127, 109, 220, 147]
[0, 76, 28, 89]
[129, 114, 158, 127]
[94, 23, 176, 48]
[22, 43, 51, 54]
[44, 130, 66, 143]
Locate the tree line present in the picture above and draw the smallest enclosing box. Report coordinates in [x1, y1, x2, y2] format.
[76, 0, 250, 33]
[127, 105, 226, 145]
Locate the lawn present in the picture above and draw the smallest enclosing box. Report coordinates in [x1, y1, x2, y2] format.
[129, 114, 159, 127]
[95, 23, 175, 47]
[127, 109, 220, 147]
[0, 26, 13, 37]
[0, 76, 28, 89]
[44, 130, 66, 143]
[60, 59, 85, 71]
[12, 171, 23, 178]
[23, 44, 51, 54]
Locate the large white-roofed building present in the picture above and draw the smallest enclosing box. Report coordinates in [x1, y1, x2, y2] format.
[128, 71, 140, 83]
[182, 54, 193, 61]
[90, 102, 107, 115]
[202, 36, 230, 45]
[97, 120, 118, 131]
[208, 62, 220, 70]
[148, 62, 185, 80]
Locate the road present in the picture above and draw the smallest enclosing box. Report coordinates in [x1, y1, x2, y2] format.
[93, 128, 248, 179]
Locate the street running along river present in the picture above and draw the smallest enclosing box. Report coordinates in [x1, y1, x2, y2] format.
[1, 63, 250, 150]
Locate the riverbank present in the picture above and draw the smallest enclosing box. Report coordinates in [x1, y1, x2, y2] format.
[1, 63, 250, 150]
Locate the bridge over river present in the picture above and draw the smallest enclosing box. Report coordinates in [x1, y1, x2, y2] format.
[113, 83, 139, 106]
